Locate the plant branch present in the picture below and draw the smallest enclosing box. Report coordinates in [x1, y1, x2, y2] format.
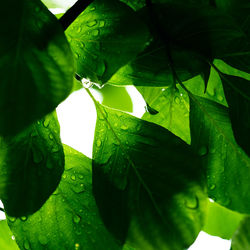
[59, 0, 94, 30]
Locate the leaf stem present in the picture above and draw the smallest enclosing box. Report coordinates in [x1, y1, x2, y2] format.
[59, 0, 94, 30]
[0, 207, 5, 213]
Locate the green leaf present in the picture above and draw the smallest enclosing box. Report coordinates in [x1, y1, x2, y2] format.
[190, 96, 250, 213]
[219, 73, 250, 156]
[138, 86, 191, 143]
[41, 0, 77, 9]
[108, 40, 209, 87]
[0, 220, 19, 250]
[0, 112, 64, 216]
[66, 0, 149, 86]
[7, 145, 120, 250]
[0, 0, 74, 136]
[231, 217, 250, 250]
[203, 200, 245, 239]
[93, 104, 207, 249]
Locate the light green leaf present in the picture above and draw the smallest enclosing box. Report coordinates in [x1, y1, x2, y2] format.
[93, 104, 207, 249]
[231, 217, 250, 250]
[203, 200, 245, 239]
[0, 0, 74, 135]
[219, 73, 250, 156]
[41, 0, 77, 9]
[190, 96, 250, 213]
[66, 0, 149, 86]
[7, 145, 120, 250]
[0, 112, 64, 217]
[0, 220, 19, 250]
[138, 86, 191, 143]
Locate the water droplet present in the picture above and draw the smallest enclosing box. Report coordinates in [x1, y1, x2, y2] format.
[207, 88, 215, 96]
[89, 6, 96, 11]
[80, 42, 85, 49]
[38, 235, 48, 245]
[75, 52, 80, 59]
[78, 174, 84, 179]
[121, 125, 128, 130]
[51, 144, 60, 153]
[24, 240, 30, 249]
[209, 184, 216, 190]
[96, 60, 106, 77]
[217, 95, 224, 102]
[20, 216, 27, 221]
[87, 20, 97, 27]
[32, 148, 43, 164]
[49, 134, 53, 140]
[79, 209, 83, 213]
[99, 20, 105, 28]
[198, 146, 208, 156]
[75, 243, 80, 250]
[174, 96, 180, 104]
[73, 215, 81, 224]
[62, 174, 67, 179]
[43, 118, 50, 128]
[185, 196, 199, 209]
[76, 26, 82, 33]
[11, 235, 15, 240]
[92, 29, 100, 36]
[96, 139, 102, 147]
[8, 217, 16, 222]
[71, 175, 76, 181]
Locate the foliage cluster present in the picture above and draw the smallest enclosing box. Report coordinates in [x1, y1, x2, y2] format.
[0, 0, 249, 249]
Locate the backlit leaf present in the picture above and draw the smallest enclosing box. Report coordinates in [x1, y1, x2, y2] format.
[0, 112, 64, 216]
[66, 0, 149, 86]
[93, 104, 207, 249]
[0, 220, 19, 250]
[0, 0, 74, 135]
[7, 145, 120, 250]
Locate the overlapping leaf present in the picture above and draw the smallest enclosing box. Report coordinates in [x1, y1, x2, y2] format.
[203, 200, 244, 239]
[7, 145, 120, 250]
[190, 96, 250, 213]
[66, 0, 149, 86]
[231, 217, 250, 250]
[0, 112, 64, 216]
[0, 0, 74, 135]
[219, 73, 250, 156]
[0, 220, 19, 250]
[92, 104, 207, 249]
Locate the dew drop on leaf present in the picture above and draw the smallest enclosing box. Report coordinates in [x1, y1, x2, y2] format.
[8, 216, 16, 222]
[86, 20, 97, 27]
[198, 146, 208, 156]
[99, 20, 105, 28]
[121, 125, 128, 130]
[62, 173, 67, 179]
[71, 175, 76, 181]
[209, 184, 216, 190]
[20, 216, 27, 221]
[49, 134, 53, 140]
[32, 148, 43, 164]
[217, 95, 224, 102]
[174, 96, 181, 104]
[73, 215, 81, 224]
[184, 196, 199, 209]
[96, 139, 102, 147]
[89, 6, 96, 11]
[38, 235, 48, 245]
[24, 240, 30, 249]
[75, 243, 80, 250]
[92, 29, 100, 36]
[11, 235, 15, 240]
[43, 118, 50, 128]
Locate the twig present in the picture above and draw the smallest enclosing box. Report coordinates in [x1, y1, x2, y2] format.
[59, 0, 94, 30]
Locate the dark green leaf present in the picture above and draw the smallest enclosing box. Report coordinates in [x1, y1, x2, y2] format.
[203, 200, 245, 239]
[231, 217, 250, 250]
[190, 96, 250, 213]
[66, 0, 149, 86]
[0, 112, 64, 216]
[0, 220, 19, 250]
[219, 73, 250, 156]
[7, 145, 120, 250]
[108, 40, 209, 87]
[93, 104, 206, 249]
[0, 0, 74, 135]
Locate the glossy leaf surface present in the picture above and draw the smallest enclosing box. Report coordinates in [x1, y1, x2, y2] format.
[0, 113, 64, 216]
[190, 96, 250, 213]
[203, 200, 245, 239]
[0, 220, 19, 250]
[219, 73, 250, 156]
[0, 0, 74, 135]
[7, 145, 119, 250]
[66, 0, 149, 85]
[93, 104, 206, 249]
